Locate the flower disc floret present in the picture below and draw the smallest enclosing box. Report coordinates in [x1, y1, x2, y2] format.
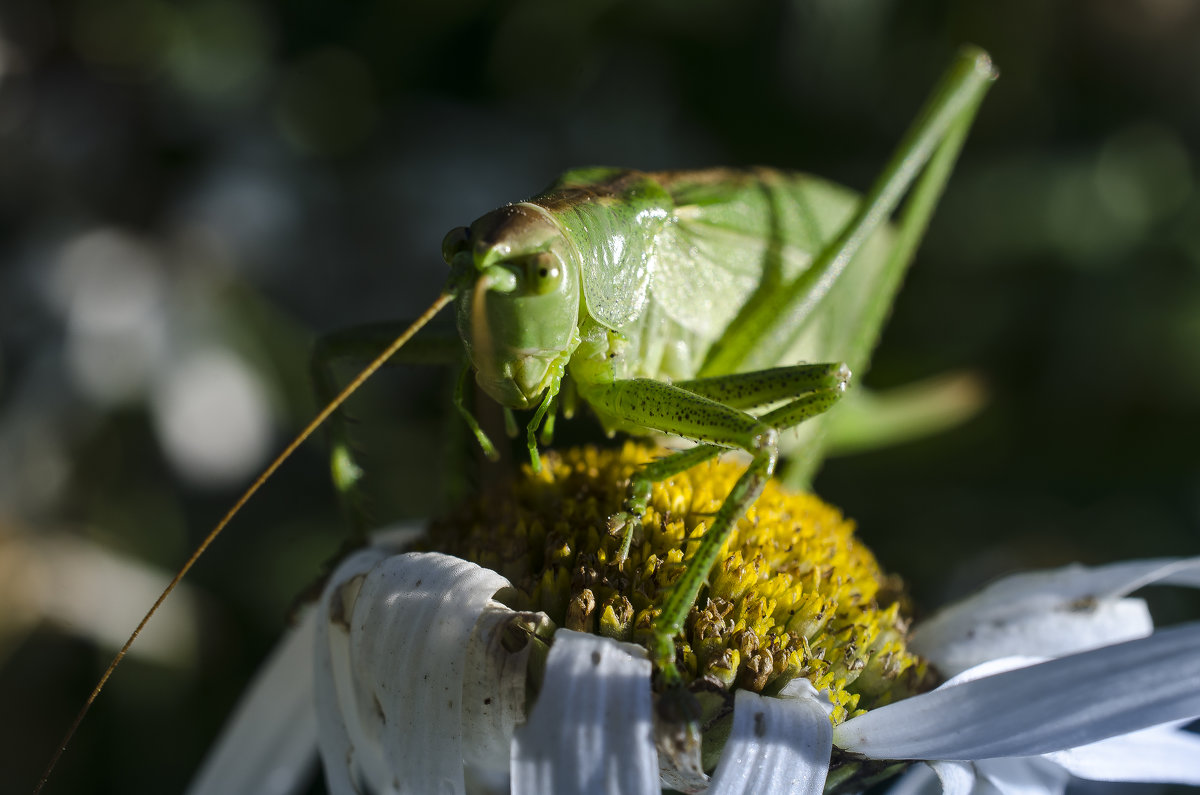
[429, 443, 930, 722]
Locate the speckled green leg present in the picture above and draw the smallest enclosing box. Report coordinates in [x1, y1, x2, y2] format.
[608, 445, 721, 562]
[675, 362, 851, 409]
[592, 373, 849, 780]
[649, 445, 776, 676]
[580, 362, 850, 683]
[584, 377, 778, 573]
[648, 387, 848, 682]
[605, 363, 850, 562]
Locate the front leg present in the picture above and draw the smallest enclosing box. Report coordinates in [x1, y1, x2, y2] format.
[581, 367, 846, 775]
[580, 363, 849, 678]
[604, 363, 851, 561]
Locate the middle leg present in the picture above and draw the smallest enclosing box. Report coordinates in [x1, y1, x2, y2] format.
[605, 363, 851, 561]
[580, 362, 851, 678]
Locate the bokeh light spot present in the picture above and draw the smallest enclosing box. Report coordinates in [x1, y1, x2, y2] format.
[150, 349, 273, 487]
[1094, 122, 1192, 231]
[50, 229, 168, 404]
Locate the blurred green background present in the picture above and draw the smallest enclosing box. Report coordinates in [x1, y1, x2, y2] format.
[1, 0, 1198, 792]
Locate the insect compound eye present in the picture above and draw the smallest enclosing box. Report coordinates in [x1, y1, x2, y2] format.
[441, 226, 470, 263]
[526, 252, 562, 296]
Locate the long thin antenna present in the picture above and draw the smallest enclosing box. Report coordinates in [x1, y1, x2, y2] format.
[34, 291, 456, 794]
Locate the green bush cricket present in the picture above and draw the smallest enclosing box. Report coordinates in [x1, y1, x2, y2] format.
[417, 45, 993, 686]
[36, 46, 995, 791]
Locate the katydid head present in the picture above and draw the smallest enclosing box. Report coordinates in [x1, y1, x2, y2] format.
[443, 204, 580, 409]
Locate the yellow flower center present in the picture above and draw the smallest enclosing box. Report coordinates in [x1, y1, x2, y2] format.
[429, 442, 930, 723]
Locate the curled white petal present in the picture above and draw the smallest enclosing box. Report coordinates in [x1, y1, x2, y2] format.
[911, 557, 1200, 675]
[972, 757, 1071, 795]
[511, 629, 658, 795]
[885, 762, 944, 795]
[187, 608, 318, 795]
[834, 621, 1200, 760]
[928, 760, 976, 795]
[316, 547, 390, 795]
[884, 760, 993, 795]
[461, 603, 540, 790]
[778, 676, 837, 713]
[1043, 723, 1200, 784]
[938, 655, 1044, 685]
[1089, 556, 1200, 593]
[914, 598, 1152, 678]
[315, 550, 511, 795]
[706, 686, 832, 795]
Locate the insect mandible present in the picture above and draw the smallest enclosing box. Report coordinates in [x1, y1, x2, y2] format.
[36, 45, 996, 791]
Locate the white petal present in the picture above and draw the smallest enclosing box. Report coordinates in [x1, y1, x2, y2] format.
[312, 524, 427, 794]
[972, 757, 1071, 795]
[929, 760, 977, 795]
[1044, 723, 1200, 784]
[833, 621, 1200, 760]
[1101, 556, 1200, 592]
[707, 687, 833, 795]
[909, 557, 1200, 675]
[316, 547, 391, 795]
[316, 550, 511, 795]
[461, 602, 543, 791]
[187, 608, 318, 795]
[778, 676, 837, 712]
[886, 760, 990, 795]
[913, 599, 1152, 678]
[511, 630, 658, 795]
[938, 656, 1045, 685]
[886, 763, 946, 795]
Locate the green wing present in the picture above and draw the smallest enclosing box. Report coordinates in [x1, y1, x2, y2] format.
[651, 168, 894, 373]
[652, 169, 898, 481]
[537, 165, 897, 377]
[648, 169, 804, 340]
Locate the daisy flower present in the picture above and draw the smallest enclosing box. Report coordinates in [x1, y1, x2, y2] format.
[188, 444, 1200, 795]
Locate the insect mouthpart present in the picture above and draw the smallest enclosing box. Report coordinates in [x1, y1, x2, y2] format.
[475, 350, 559, 409]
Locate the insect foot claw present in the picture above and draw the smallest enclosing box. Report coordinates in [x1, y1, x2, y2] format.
[607, 511, 632, 535]
[478, 435, 500, 462]
[608, 511, 640, 565]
